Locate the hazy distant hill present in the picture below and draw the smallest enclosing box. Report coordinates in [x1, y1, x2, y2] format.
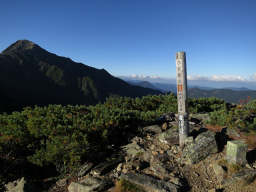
[0, 40, 160, 112]
[127, 80, 160, 91]
[188, 88, 256, 103]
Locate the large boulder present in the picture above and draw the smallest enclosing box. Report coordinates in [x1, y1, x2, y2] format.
[182, 130, 218, 164]
[77, 162, 94, 177]
[143, 125, 162, 135]
[157, 128, 179, 145]
[91, 155, 123, 176]
[5, 177, 37, 192]
[5, 178, 26, 192]
[68, 176, 111, 192]
[122, 142, 145, 160]
[222, 169, 256, 187]
[120, 173, 180, 192]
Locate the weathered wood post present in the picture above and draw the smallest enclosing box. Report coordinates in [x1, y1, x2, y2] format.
[176, 52, 189, 148]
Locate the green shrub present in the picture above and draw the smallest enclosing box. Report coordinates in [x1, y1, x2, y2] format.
[0, 94, 233, 175]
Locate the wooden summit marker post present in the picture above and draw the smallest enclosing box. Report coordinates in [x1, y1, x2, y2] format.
[176, 52, 189, 148]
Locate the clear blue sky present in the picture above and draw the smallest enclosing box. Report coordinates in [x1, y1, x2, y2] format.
[1, 0, 256, 79]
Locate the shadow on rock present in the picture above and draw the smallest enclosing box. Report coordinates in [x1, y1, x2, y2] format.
[215, 128, 231, 152]
[247, 149, 256, 164]
[190, 128, 208, 139]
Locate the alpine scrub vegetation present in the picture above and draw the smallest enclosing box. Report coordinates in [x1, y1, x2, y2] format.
[208, 99, 256, 133]
[0, 94, 246, 177]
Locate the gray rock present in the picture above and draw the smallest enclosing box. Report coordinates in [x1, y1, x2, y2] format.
[182, 130, 218, 164]
[77, 162, 94, 177]
[149, 160, 170, 179]
[56, 178, 68, 187]
[141, 151, 152, 162]
[5, 178, 26, 192]
[143, 125, 162, 134]
[222, 169, 256, 187]
[184, 136, 194, 146]
[158, 113, 175, 122]
[226, 128, 240, 138]
[91, 155, 123, 176]
[120, 173, 179, 192]
[212, 163, 226, 182]
[132, 159, 150, 171]
[5, 178, 37, 192]
[68, 176, 111, 192]
[226, 140, 248, 165]
[122, 143, 145, 159]
[157, 128, 179, 144]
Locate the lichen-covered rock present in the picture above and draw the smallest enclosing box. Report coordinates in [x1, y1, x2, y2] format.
[157, 128, 178, 144]
[212, 163, 226, 182]
[77, 162, 94, 177]
[91, 155, 123, 176]
[226, 140, 248, 165]
[143, 125, 162, 134]
[120, 173, 179, 192]
[5, 178, 26, 192]
[222, 169, 256, 187]
[226, 127, 241, 138]
[182, 130, 218, 164]
[122, 142, 145, 159]
[68, 176, 111, 192]
[4, 177, 39, 192]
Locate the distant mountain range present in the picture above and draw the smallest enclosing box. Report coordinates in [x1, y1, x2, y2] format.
[188, 88, 256, 104]
[0, 40, 160, 112]
[124, 79, 256, 103]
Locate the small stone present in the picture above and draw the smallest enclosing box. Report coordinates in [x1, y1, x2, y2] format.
[208, 189, 216, 192]
[152, 151, 158, 156]
[116, 163, 122, 172]
[141, 151, 152, 162]
[184, 136, 194, 146]
[226, 128, 241, 138]
[77, 162, 94, 177]
[253, 162, 256, 169]
[189, 121, 196, 125]
[122, 168, 128, 174]
[150, 144, 155, 150]
[212, 163, 226, 182]
[169, 176, 182, 186]
[245, 163, 253, 169]
[56, 178, 68, 187]
[162, 122, 168, 131]
[226, 140, 248, 165]
[171, 145, 179, 153]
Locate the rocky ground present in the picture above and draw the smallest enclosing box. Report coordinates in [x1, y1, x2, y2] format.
[5, 113, 256, 192]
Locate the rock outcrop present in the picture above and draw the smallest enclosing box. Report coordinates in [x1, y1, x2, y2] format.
[7, 113, 256, 192]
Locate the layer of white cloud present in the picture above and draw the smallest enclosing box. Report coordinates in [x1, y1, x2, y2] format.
[188, 75, 247, 82]
[128, 74, 256, 82]
[130, 74, 161, 79]
[252, 73, 256, 81]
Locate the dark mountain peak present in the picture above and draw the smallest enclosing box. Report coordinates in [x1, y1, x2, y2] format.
[2, 40, 42, 54]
